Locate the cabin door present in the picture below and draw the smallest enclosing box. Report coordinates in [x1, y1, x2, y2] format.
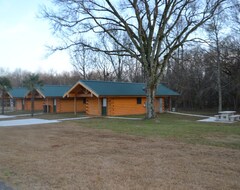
[159, 98, 164, 113]
[22, 99, 25, 110]
[102, 98, 107, 116]
[53, 99, 57, 113]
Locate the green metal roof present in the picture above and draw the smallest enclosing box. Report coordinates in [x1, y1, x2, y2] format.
[9, 82, 179, 98]
[8, 87, 28, 98]
[9, 85, 71, 98]
[40, 85, 71, 97]
[79, 80, 179, 97]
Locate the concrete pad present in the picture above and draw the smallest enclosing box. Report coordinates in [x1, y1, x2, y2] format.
[0, 118, 59, 127]
[198, 117, 234, 123]
[0, 115, 15, 119]
[198, 117, 219, 122]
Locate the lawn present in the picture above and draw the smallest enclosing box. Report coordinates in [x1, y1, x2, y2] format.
[0, 113, 239, 190]
[75, 113, 240, 149]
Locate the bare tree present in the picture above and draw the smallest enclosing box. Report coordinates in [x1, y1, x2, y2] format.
[70, 39, 95, 80]
[205, 6, 228, 111]
[0, 77, 12, 114]
[98, 32, 130, 81]
[93, 52, 113, 81]
[42, 0, 225, 118]
[230, 0, 240, 33]
[126, 58, 144, 82]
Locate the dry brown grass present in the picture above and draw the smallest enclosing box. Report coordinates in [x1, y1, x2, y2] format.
[0, 121, 240, 190]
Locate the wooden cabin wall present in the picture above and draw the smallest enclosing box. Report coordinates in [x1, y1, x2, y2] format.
[15, 99, 23, 111]
[107, 97, 147, 116]
[24, 99, 44, 111]
[86, 97, 100, 115]
[57, 98, 86, 113]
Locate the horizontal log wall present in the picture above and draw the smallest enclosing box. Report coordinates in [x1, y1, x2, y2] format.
[57, 98, 86, 113]
[13, 96, 169, 115]
[25, 99, 44, 111]
[15, 99, 23, 111]
[107, 97, 147, 116]
[14, 98, 86, 113]
[86, 97, 100, 116]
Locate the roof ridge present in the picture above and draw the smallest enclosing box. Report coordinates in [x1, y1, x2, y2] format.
[80, 80, 168, 86]
[80, 80, 145, 85]
[43, 84, 71, 87]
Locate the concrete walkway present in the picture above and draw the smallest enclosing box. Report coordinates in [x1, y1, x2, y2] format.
[106, 116, 143, 120]
[167, 111, 210, 118]
[58, 117, 91, 121]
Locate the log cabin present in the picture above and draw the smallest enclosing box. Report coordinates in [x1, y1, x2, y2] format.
[8, 87, 29, 111]
[8, 81, 179, 116]
[8, 85, 86, 113]
[64, 80, 179, 116]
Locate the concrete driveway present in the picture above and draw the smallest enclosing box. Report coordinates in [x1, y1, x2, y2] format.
[0, 181, 13, 190]
[0, 115, 92, 127]
[0, 118, 59, 127]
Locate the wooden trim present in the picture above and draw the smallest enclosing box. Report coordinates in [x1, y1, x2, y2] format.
[35, 89, 45, 98]
[63, 81, 99, 98]
[67, 94, 93, 98]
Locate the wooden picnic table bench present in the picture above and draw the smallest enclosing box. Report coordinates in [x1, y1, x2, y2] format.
[217, 111, 236, 121]
[229, 115, 240, 122]
[214, 111, 239, 122]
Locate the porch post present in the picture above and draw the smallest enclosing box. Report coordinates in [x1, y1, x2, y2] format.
[169, 97, 172, 111]
[47, 98, 49, 113]
[98, 98, 101, 116]
[74, 96, 77, 115]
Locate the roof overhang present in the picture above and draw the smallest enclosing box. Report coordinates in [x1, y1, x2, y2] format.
[5, 91, 13, 98]
[63, 81, 98, 98]
[25, 89, 45, 99]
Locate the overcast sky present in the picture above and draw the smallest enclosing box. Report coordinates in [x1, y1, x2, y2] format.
[0, 0, 73, 74]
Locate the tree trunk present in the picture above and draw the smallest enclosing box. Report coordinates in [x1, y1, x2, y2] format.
[1, 92, 4, 115]
[216, 41, 222, 112]
[31, 91, 34, 117]
[145, 82, 156, 119]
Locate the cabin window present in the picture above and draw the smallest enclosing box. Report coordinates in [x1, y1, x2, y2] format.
[83, 98, 86, 104]
[137, 97, 142, 104]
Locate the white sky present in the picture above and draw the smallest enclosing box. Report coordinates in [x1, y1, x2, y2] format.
[0, 0, 73, 74]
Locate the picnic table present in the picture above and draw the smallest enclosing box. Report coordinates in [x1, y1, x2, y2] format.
[215, 111, 240, 122]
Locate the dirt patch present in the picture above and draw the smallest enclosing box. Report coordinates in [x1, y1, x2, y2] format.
[0, 122, 239, 190]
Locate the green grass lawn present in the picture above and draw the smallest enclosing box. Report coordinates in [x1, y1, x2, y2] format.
[75, 113, 240, 149]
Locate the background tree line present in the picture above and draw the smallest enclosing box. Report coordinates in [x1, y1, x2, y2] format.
[0, 0, 239, 114]
[1, 30, 240, 112]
